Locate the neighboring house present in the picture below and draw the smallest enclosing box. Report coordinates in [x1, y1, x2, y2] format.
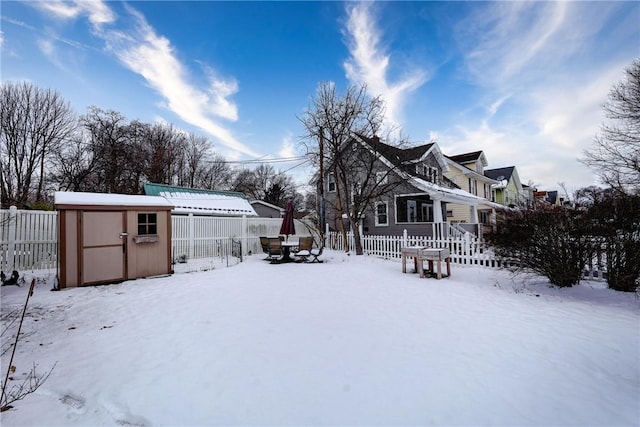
[444, 151, 502, 228]
[250, 200, 284, 218]
[521, 184, 537, 209]
[533, 190, 571, 208]
[484, 166, 526, 208]
[144, 183, 257, 216]
[321, 134, 485, 237]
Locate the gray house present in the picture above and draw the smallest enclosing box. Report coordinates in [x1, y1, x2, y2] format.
[250, 200, 284, 218]
[321, 134, 485, 237]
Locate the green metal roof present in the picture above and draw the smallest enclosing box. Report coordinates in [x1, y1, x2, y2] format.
[143, 183, 249, 200]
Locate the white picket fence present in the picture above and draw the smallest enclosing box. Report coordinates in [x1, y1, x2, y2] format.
[327, 226, 509, 268]
[327, 227, 608, 280]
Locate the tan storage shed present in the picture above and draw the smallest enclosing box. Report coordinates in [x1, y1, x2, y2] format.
[55, 192, 174, 288]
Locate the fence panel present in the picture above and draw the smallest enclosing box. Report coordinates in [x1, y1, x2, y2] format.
[1, 207, 58, 271]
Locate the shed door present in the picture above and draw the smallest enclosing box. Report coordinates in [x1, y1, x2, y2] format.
[81, 211, 126, 285]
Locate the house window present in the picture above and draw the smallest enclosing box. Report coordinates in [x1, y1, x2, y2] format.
[429, 167, 438, 184]
[396, 195, 433, 223]
[469, 178, 477, 195]
[375, 202, 388, 226]
[138, 213, 157, 235]
[446, 210, 454, 218]
[327, 173, 336, 192]
[479, 209, 492, 225]
[484, 183, 491, 199]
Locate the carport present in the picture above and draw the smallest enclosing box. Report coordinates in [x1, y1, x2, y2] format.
[55, 192, 173, 288]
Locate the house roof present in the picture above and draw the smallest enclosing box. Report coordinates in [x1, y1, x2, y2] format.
[143, 183, 257, 216]
[250, 200, 284, 211]
[355, 133, 448, 173]
[446, 151, 486, 166]
[353, 134, 483, 206]
[484, 166, 515, 182]
[445, 157, 498, 183]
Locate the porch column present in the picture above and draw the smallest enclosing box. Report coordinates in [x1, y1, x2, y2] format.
[432, 197, 444, 223]
[469, 205, 479, 223]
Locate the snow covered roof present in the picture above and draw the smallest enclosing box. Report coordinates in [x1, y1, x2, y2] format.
[54, 191, 173, 208]
[410, 177, 487, 205]
[160, 191, 258, 216]
[143, 183, 258, 216]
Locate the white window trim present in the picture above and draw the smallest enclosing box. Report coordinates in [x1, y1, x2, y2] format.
[327, 172, 336, 193]
[374, 201, 389, 226]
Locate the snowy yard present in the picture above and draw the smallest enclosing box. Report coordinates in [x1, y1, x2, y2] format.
[1, 250, 639, 426]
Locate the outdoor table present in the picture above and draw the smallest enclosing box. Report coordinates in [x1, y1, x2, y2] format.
[280, 241, 299, 262]
[401, 246, 427, 274]
[420, 248, 451, 279]
[401, 246, 451, 279]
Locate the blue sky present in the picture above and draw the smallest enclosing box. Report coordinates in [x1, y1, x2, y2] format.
[1, 1, 638, 194]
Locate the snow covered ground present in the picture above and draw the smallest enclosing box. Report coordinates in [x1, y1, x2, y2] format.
[1, 250, 639, 426]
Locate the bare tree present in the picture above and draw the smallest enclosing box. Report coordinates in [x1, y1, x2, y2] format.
[49, 132, 97, 192]
[582, 58, 640, 194]
[299, 82, 403, 255]
[230, 164, 301, 207]
[0, 82, 76, 208]
[198, 152, 233, 190]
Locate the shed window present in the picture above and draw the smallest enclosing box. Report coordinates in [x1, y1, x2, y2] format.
[138, 213, 157, 235]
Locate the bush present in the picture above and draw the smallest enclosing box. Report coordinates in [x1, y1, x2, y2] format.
[587, 194, 640, 292]
[487, 207, 593, 287]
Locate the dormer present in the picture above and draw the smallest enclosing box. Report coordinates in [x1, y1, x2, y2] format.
[447, 151, 488, 174]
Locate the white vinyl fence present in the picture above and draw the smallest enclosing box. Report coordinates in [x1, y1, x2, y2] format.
[0, 208, 316, 272]
[1, 206, 58, 272]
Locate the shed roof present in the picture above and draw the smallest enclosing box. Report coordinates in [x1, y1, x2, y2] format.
[54, 191, 173, 208]
[143, 183, 257, 216]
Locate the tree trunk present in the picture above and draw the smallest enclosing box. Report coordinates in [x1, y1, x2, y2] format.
[350, 216, 364, 255]
[333, 165, 349, 252]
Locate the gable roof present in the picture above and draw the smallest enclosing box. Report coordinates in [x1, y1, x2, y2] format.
[445, 157, 498, 183]
[353, 134, 485, 206]
[446, 151, 487, 167]
[484, 166, 515, 182]
[354, 134, 448, 173]
[143, 183, 257, 216]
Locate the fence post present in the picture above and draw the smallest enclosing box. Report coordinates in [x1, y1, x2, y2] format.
[188, 213, 194, 260]
[242, 215, 248, 256]
[402, 229, 408, 247]
[6, 206, 17, 271]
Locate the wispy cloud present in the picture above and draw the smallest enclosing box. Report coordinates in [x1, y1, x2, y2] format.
[32, 0, 115, 27]
[29, 0, 260, 158]
[442, 1, 631, 188]
[343, 2, 428, 133]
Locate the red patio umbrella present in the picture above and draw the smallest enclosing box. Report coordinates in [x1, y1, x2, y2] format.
[279, 201, 296, 239]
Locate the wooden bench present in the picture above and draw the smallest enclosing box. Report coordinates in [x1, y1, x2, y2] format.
[401, 247, 451, 279]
